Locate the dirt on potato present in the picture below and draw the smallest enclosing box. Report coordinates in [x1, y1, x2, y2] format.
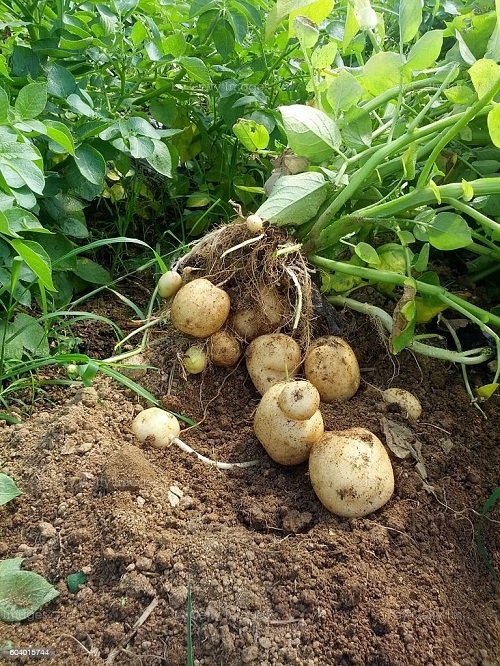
[0, 293, 499, 666]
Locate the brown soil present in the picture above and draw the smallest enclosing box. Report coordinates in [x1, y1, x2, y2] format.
[0, 300, 499, 666]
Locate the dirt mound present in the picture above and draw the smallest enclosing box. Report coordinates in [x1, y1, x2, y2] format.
[0, 313, 499, 665]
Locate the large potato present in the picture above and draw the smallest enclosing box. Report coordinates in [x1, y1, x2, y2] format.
[254, 381, 324, 465]
[246, 333, 301, 395]
[304, 336, 360, 402]
[309, 428, 394, 517]
[170, 278, 230, 338]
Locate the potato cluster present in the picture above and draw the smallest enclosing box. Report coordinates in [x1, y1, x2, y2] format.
[159, 270, 418, 519]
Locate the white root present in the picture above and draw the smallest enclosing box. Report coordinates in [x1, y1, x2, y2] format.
[172, 438, 259, 470]
[220, 233, 265, 259]
[284, 266, 302, 331]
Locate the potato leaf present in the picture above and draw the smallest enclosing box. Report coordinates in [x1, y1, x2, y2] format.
[255, 172, 328, 226]
[0, 474, 22, 506]
[279, 105, 340, 162]
[426, 213, 473, 250]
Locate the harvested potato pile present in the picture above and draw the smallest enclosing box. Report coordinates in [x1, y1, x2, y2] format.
[130, 221, 418, 518]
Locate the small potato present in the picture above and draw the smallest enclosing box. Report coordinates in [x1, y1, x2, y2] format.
[131, 407, 180, 449]
[277, 380, 320, 421]
[231, 285, 285, 341]
[254, 381, 324, 465]
[170, 278, 231, 338]
[304, 336, 360, 402]
[246, 333, 301, 395]
[382, 388, 422, 420]
[209, 330, 242, 367]
[157, 270, 182, 298]
[309, 428, 394, 517]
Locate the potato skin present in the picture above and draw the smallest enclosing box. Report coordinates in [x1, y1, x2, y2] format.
[170, 278, 230, 338]
[382, 388, 422, 420]
[304, 336, 360, 402]
[254, 382, 324, 465]
[308, 428, 394, 517]
[209, 330, 241, 367]
[246, 333, 301, 395]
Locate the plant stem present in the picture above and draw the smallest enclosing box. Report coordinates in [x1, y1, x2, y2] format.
[304, 107, 494, 252]
[309, 254, 500, 328]
[328, 295, 493, 364]
[417, 74, 500, 188]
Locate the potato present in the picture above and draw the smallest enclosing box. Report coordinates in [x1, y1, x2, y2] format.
[309, 428, 394, 518]
[382, 388, 422, 420]
[304, 336, 360, 402]
[277, 380, 320, 421]
[231, 285, 285, 341]
[170, 278, 231, 338]
[253, 381, 324, 465]
[131, 407, 180, 449]
[209, 330, 242, 367]
[157, 270, 182, 298]
[246, 333, 301, 395]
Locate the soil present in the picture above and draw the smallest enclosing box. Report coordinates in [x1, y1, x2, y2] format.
[0, 291, 499, 666]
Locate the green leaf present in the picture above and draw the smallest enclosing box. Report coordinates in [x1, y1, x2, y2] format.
[311, 42, 338, 70]
[66, 572, 87, 593]
[402, 142, 418, 179]
[44, 121, 75, 156]
[427, 213, 473, 250]
[74, 144, 106, 186]
[14, 83, 47, 121]
[405, 30, 443, 71]
[5, 208, 49, 235]
[327, 70, 363, 114]
[0, 474, 22, 506]
[233, 119, 270, 151]
[0, 88, 9, 123]
[399, 0, 422, 44]
[445, 85, 475, 105]
[0, 571, 59, 622]
[353, 0, 378, 30]
[294, 16, 319, 49]
[476, 382, 499, 399]
[163, 32, 187, 57]
[46, 63, 77, 99]
[487, 104, 500, 147]
[213, 20, 236, 59]
[355, 242, 380, 265]
[279, 104, 340, 162]
[390, 284, 417, 354]
[9, 239, 55, 291]
[255, 172, 328, 226]
[360, 52, 404, 96]
[179, 57, 211, 85]
[4, 313, 50, 358]
[0, 559, 24, 577]
[462, 179, 475, 201]
[469, 58, 500, 99]
[265, 0, 334, 39]
[146, 139, 173, 177]
[412, 243, 430, 272]
[74, 258, 111, 285]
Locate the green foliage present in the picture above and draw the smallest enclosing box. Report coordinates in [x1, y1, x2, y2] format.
[248, 0, 500, 399]
[0, 473, 22, 505]
[0, 558, 59, 623]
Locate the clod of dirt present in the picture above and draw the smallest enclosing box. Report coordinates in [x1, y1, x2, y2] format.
[101, 444, 157, 492]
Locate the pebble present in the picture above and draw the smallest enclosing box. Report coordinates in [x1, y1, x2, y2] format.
[39, 521, 57, 539]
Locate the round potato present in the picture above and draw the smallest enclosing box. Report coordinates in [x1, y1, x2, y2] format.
[254, 381, 324, 465]
[382, 388, 422, 420]
[277, 380, 320, 421]
[246, 333, 301, 395]
[309, 428, 394, 517]
[209, 330, 242, 367]
[304, 336, 360, 402]
[170, 278, 231, 338]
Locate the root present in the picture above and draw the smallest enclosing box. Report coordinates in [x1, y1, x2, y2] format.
[170, 223, 316, 350]
[172, 437, 259, 470]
